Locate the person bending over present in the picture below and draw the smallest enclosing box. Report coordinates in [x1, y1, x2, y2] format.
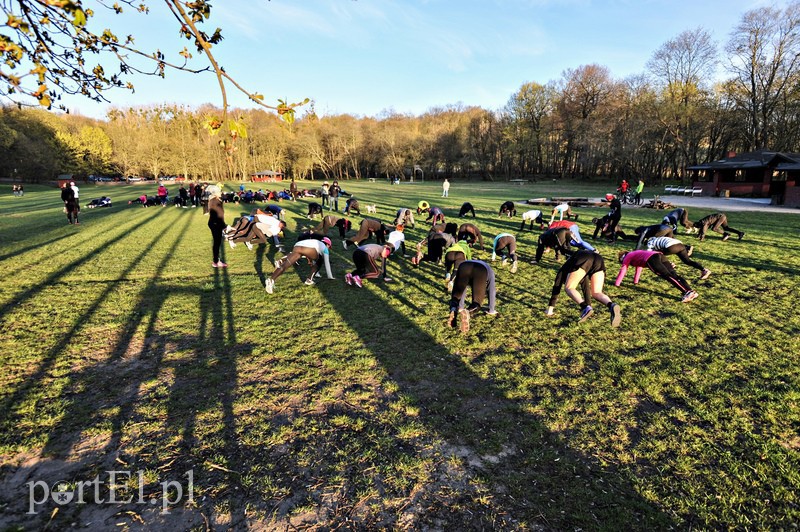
[387, 225, 408, 256]
[546, 250, 621, 326]
[491, 233, 519, 273]
[444, 240, 473, 286]
[458, 202, 476, 218]
[550, 202, 578, 223]
[412, 226, 456, 266]
[615, 250, 698, 303]
[343, 218, 388, 249]
[662, 208, 695, 233]
[550, 220, 595, 252]
[265, 237, 334, 293]
[425, 206, 445, 225]
[394, 208, 416, 228]
[520, 209, 544, 231]
[313, 215, 352, 238]
[457, 223, 485, 250]
[694, 213, 745, 242]
[532, 227, 574, 264]
[344, 197, 360, 216]
[646, 236, 711, 279]
[447, 260, 498, 333]
[634, 223, 674, 250]
[345, 244, 394, 287]
[498, 201, 517, 217]
[307, 202, 324, 219]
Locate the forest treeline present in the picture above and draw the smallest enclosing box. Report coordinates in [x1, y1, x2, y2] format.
[4, 3, 800, 184]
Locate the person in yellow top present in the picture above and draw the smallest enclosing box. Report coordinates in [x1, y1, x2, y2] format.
[635, 179, 645, 205]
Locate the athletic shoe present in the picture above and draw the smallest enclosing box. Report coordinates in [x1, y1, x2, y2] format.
[445, 272, 451, 281]
[447, 309, 457, 328]
[304, 278, 315, 286]
[213, 261, 227, 268]
[722, 233, 730, 241]
[383, 277, 394, 283]
[698, 235, 705, 242]
[446, 279, 454, 292]
[274, 258, 283, 269]
[739, 232, 745, 240]
[345, 273, 353, 285]
[265, 278, 275, 293]
[578, 305, 594, 322]
[459, 308, 470, 333]
[700, 269, 712, 280]
[245, 242, 253, 251]
[530, 259, 538, 265]
[609, 303, 622, 328]
[687, 245, 694, 257]
[342, 241, 348, 250]
[353, 275, 363, 288]
[276, 246, 285, 253]
[229, 240, 236, 249]
[510, 261, 518, 273]
[681, 290, 699, 303]
[467, 302, 481, 315]
[315, 271, 322, 278]
[501, 257, 508, 265]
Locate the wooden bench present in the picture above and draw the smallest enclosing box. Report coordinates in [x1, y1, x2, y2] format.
[509, 179, 530, 185]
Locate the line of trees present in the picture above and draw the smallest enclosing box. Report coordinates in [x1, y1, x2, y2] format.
[4, 2, 800, 184]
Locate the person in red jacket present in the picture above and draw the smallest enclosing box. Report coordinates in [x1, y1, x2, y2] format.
[615, 250, 698, 302]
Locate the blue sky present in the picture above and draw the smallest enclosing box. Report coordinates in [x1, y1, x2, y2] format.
[61, 0, 777, 120]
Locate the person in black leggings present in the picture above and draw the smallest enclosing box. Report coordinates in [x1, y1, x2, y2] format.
[532, 226, 573, 264]
[207, 186, 227, 268]
[412, 226, 455, 266]
[313, 215, 352, 238]
[498, 201, 517, 217]
[615, 250, 698, 303]
[646, 236, 711, 279]
[634, 223, 674, 249]
[458, 202, 476, 217]
[346, 244, 394, 287]
[546, 250, 621, 326]
[694, 213, 745, 242]
[447, 260, 497, 333]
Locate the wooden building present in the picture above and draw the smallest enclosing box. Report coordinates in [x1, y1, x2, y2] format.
[687, 150, 800, 207]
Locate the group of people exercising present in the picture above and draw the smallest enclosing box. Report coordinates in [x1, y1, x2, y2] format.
[208, 191, 746, 334]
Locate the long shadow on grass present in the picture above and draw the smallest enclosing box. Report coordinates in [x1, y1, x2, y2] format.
[319, 283, 674, 529]
[0, 208, 170, 432]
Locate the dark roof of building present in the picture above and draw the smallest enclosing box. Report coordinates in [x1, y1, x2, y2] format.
[687, 150, 800, 170]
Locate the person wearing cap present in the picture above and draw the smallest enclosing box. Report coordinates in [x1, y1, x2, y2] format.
[345, 244, 394, 287]
[61, 182, 80, 224]
[615, 249, 698, 303]
[206, 185, 227, 267]
[447, 260, 498, 333]
[265, 237, 334, 293]
[546, 249, 621, 326]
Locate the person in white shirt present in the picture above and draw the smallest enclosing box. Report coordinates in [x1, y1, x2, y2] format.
[265, 237, 334, 293]
[549, 202, 578, 223]
[519, 209, 544, 231]
[387, 225, 407, 256]
[646, 236, 711, 279]
[442, 179, 450, 198]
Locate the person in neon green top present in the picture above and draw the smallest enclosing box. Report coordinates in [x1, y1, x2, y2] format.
[635, 179, 645, 205]
[444, 240, 472, 288]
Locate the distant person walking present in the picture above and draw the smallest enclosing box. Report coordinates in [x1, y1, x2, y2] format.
[61, 182, 80, 224]
[442, 178, 450, 198]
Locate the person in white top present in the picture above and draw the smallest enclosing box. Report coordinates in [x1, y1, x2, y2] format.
[442, 179, 450, 198]
[70, 181, 80, 200]
[387, 225, 407, 256]
[519, 209, 544, 230]
[549, 202, 578, 223]
[265, 237, 334, 293]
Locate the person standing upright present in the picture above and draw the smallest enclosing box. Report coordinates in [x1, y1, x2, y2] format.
[329, 180, 341, 211]
[207, 185, 227, 268]
[442, 178, 450, 198]
[635, 179, 645, 205]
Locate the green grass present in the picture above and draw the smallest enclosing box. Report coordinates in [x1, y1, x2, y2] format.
[1, 180, 799, 530]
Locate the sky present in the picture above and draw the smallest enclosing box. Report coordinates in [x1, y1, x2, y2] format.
[57, 0, 780, 120]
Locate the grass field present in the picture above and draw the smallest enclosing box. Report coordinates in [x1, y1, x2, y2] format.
[1, 180, 799, 530]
